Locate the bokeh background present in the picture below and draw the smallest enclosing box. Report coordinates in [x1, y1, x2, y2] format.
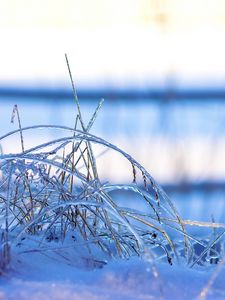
[1, 0, 225, 220]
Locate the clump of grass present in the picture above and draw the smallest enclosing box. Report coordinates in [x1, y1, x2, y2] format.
[0, 56, 224, 278]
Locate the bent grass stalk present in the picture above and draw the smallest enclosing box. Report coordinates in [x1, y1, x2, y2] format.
[1, 120, 224, 268]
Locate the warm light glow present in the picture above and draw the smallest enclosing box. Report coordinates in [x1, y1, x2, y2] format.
[0, 0, 225, 87]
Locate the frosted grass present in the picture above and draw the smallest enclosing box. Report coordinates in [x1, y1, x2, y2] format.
[0, 56, 224, 299]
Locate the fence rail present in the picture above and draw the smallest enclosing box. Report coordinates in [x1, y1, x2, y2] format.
[0, 87, 225, 101]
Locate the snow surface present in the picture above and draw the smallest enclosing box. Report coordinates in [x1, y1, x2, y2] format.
[0, 247, 225, 300]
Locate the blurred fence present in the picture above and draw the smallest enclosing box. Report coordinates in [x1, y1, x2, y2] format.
[0, 87, 225, 191]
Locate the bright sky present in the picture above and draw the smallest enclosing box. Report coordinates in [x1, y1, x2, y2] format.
[1, 0, 225, 88]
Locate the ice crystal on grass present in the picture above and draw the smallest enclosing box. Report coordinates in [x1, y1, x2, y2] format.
[0, 124, 182, 265]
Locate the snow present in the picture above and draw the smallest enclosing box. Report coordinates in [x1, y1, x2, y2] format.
[0, 244, 225, 300]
